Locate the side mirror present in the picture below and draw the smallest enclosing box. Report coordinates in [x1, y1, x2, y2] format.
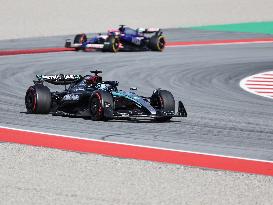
[130, 87, 137, 91]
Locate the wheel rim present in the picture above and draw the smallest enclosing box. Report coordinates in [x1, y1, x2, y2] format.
[90, 94, 103, 119]
[151, 94, 163, 109]
[25, 90, 36, 112]
[157, 36, 165, 50]
[159, 96, 164, 108]
[112, 38, 120, 52]
[80, 35, 87, 43]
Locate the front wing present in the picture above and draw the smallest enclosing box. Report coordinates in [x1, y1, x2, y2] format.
[112, 101, 187, 120]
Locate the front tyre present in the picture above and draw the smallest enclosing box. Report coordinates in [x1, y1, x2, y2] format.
[74, 33, 87, 44]
[73, 33, 87, 51]
[104, 36, 120, 52]
[89, 91, 114, 121]
[25, 85, 51, 114]
[150, 89, 175, 122]
[149, 35, 165, 51]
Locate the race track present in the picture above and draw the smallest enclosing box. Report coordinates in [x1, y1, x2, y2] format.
[1, 29, 273, 161]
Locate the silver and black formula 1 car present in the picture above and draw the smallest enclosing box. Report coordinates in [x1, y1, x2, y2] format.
[65, 25, 165, 52]
[25, 70, 187, 122]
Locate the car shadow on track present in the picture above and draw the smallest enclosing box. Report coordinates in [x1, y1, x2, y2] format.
[21, 111, 181, 124]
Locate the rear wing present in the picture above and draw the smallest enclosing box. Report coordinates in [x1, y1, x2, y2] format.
[143, 28, 162, 34]
[36, 74, 83, 85]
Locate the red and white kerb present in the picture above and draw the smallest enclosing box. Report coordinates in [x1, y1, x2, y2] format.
[240, 71, 273, 100]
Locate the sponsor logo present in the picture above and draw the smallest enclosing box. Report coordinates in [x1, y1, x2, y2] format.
[63, 94, 79, 101]
[147, 28, 159, 32]
[86, 44, 104, 48]
[38, 75, 81, 81]
[132, 37, 143, 45]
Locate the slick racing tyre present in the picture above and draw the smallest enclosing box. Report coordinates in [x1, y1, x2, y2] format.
[104, 36, 120, 52]
[149, 35, 165, 51]
[151, 89, 175, 122]
[89, 90, 114, 121]
[73, 33, 87, 51]
[25, 85, 51, 114]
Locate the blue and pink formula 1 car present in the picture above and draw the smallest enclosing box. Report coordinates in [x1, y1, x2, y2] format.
[65, 25, 166, 52]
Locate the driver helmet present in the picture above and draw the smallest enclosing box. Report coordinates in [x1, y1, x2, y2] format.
[85, 75, 102, 85]
[118, 26, 125, 33]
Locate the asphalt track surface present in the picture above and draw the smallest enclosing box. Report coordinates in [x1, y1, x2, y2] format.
[1, 29, 273, 162]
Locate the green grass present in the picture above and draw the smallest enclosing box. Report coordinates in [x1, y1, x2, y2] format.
[189, 21, 273, 34]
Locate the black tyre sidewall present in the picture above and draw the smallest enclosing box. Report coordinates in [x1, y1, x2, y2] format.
[25, 86, 37, 113]
[151, 89, 175, 121]
[106, 36, 120, 52]
[89, 92, 104, 121]
[74, 34, 87, 44]
[25, 85, 51, 114]
[89, 91, 114, 121]
[149, 35, 165, 51]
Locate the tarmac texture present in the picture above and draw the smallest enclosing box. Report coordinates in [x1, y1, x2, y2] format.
[1, 29, 273, 204]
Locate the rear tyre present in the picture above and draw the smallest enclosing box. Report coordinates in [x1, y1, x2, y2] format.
[149, 35, 165, 51]
[64, 40, 71, 48]
[73, 33, 87, 51]
[89, 91, 114, 121]
[25, 85, 51, 114]
[104, 36, 120, 52]
[150, 89, 175, 122]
